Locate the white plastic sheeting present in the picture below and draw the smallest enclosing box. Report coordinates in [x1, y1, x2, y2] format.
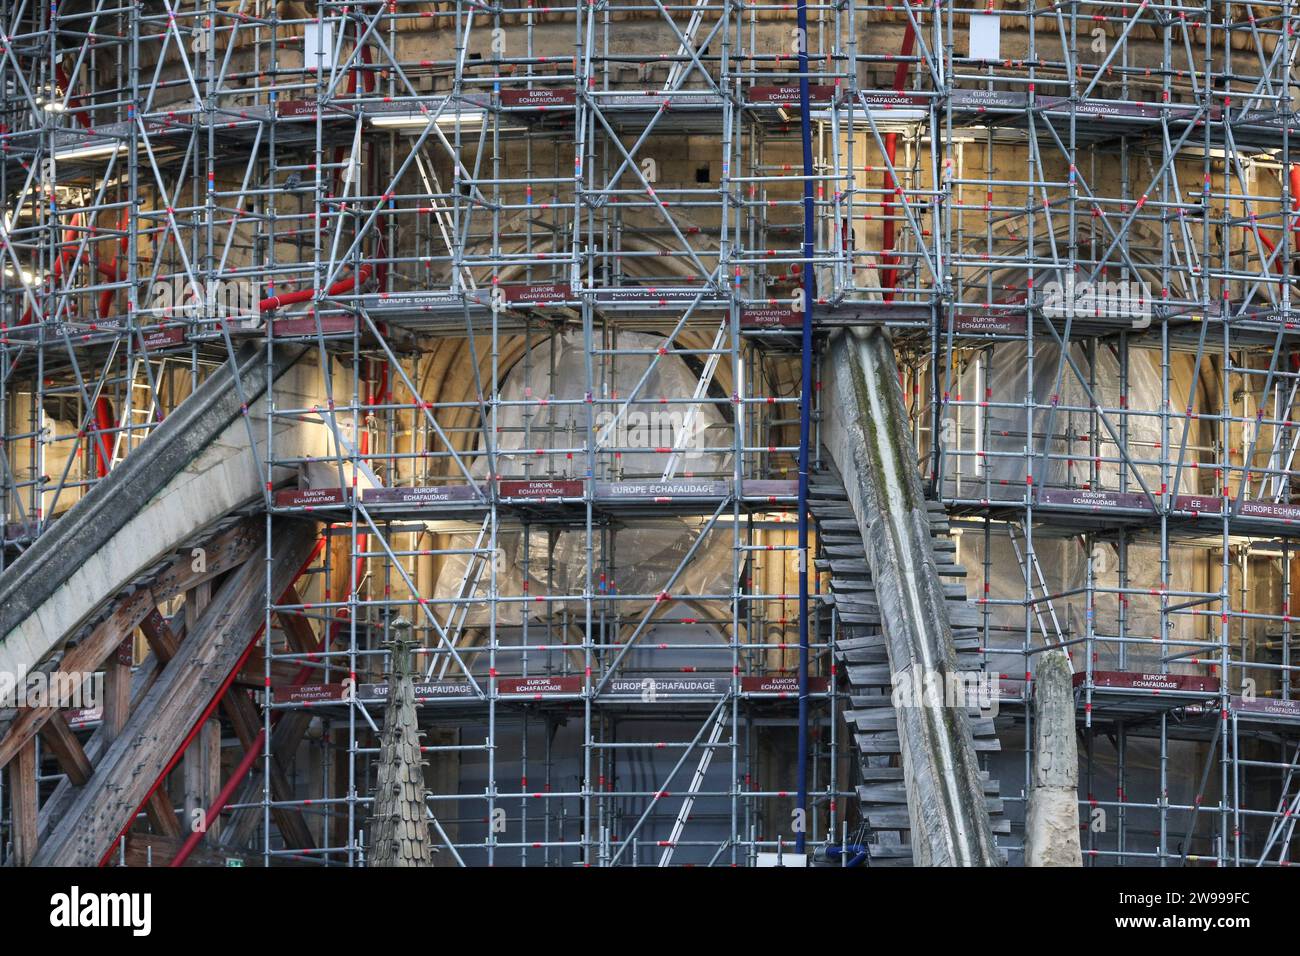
[940, 343, 1191, 500]
[956, 530, 1219, 676]
[987, 735, 1210, 865]
[432, 518, 736, 627]
[484, 330, 732, 481]
[435, 331, 735, 626]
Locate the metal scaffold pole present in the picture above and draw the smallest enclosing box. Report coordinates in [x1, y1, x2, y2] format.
[5, 0, 1300, 870]
[794, 0, 817, 858]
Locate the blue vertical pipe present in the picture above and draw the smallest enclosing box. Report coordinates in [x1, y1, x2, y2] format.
[795, 0, 816, 857]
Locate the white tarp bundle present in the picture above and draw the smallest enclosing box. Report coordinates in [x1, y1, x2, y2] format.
[435, 331, 735, 626]
[485, 330, 732, 482]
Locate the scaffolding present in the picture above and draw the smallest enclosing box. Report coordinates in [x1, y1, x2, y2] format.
[2, 0, 1300, 866]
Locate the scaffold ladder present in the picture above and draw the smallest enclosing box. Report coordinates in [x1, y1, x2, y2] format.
[111, 356, 170, 467]
[657, 703, 729, 866]
[1255, 741, 1300, 866]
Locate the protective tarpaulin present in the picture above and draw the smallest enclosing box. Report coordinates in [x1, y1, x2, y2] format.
[432, 519, 735, 627]
[484, 330, 732, 481]
[986, 734, 1209, 866]
[956, 531, 1213, 676]
[940, 344, 1193, 501]
[436, 330, 735, 625]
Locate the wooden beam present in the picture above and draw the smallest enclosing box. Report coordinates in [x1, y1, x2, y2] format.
[0, 588, 154, 771]
[32, 634, 170, 842]
[139, 609, 180, 664]
[233, 651, 301, 690]
[184, 579, 211, 637]
[32, 522, 319, 866]
[176, 575, 209, 845]
[220, 707, 316, 850]
[145, 788, 184, 839]
[276, 586, 319, 654]
[220, 689, 315, 852]
[221, 589, 325, 849]
[166, 581, 206, 851]
[0, 520, 260, 776]
[101, 639, 133, 745]
[330, 728, 350, 850]
[150, 519, 263, 607]
[38, 712, 93, 786]
[183, 719, 222, 840]
[10, 739, 38, 865]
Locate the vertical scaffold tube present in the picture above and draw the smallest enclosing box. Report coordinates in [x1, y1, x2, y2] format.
[795, 0, 816, 857]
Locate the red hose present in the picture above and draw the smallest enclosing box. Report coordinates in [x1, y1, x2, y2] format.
[55, 64, 92, 131]
[1290, 165, 1300, 232]
[97, 210, 129, 320]
[92, 396, 115, 477]
[259, 264, 371, 314]
[19, 222, 77, 326]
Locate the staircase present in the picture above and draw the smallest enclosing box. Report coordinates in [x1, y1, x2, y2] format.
[812, 460, 1008, 865]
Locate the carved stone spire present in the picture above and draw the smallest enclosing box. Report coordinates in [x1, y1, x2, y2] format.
[368, 632, 435, 867]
